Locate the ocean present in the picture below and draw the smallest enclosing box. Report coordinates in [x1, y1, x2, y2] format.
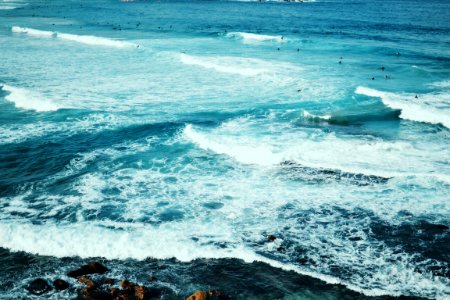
[0, 0, 449, 299]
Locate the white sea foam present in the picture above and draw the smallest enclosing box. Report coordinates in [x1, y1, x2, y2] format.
[302, 110, 331, 120]
[183, 121, 450, 182]
[1, 126, 448, 299]
[1, 85, 62, 111]
[184, 124, 279, 165]
[57, 32, 137, 48]
[0, 221, 447, 299]
[178, 53, 302, 84]
[429, 80, 450, 88]
[225, 31, 286, 43]
[355, 86, 450, 129]
[0, 0, 26, 10]
[11, 26, 56, 37]
[179, 53, 266, 76]
[11, 26, 138, 48]
[0, 222, 362, 295]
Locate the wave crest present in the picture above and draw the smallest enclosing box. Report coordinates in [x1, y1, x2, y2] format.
[355, 86, 450, 129]
[225, 31, 286, 43]
[12, 26, 138, 48]
[1, 85, 62, 112]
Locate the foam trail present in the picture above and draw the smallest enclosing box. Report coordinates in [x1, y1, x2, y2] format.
[12, 26, 56, 37]
[1, 85, 62, 112]
[179, 53, 266, 76]
[11, 26, 138, 48]
[355, 87, 450, 129]
[226, 32, 285, 43]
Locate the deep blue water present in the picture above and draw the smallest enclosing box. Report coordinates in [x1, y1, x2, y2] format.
[0, 0, 449, 299]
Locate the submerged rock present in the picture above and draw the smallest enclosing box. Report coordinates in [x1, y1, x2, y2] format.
[53, 278, 70, 291]
[431, 223, 449, 231]
[27, 278, 52, 295]
[68, 262, 109, 278]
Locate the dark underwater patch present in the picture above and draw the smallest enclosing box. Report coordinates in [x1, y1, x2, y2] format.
[278, 160, 390, 186]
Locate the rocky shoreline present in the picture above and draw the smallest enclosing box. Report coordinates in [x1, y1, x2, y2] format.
[26, 261, 229, 300]
[1, 247, 430, 300]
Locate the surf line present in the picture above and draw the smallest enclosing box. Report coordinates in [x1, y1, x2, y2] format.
[11, 26, 140, 49]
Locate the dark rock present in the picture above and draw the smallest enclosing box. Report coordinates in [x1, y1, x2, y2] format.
[134, 285, 149, 300]
[53, 278, 70, 291]
[267, 234, 277, 242]
[277, 246, 285, 252]
[78, 276, 97, 290]
[26, 278, 52, 295]
[80, 288, 114, 300]
[186, 291, 207, 300]
[186, 290, 229, 300]
[68, 262, 108, 278]
[102, 278, 115, 285]
[109, 287, 119, 297]
[120, 279, 134, 290]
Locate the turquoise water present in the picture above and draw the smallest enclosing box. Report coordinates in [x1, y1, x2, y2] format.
[0, 0, 449, 299]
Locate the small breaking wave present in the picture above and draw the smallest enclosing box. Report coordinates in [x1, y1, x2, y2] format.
[184, 123, 279, 165]
[355, 86, 450, 129]
[11, 26, 138, 48]
[57, 33, 137, 48]
[1, 85, 63, 112]
[302, 110, 331, 121]
[12, 26, 56, 37]
[225, 31, 286, 43]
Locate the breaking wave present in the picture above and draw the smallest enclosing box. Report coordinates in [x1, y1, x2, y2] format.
[11, 26, 138, 48]
[1, 85, 63, 112]
[355, 86, 450, 129]
[225, 31, 286, 43]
